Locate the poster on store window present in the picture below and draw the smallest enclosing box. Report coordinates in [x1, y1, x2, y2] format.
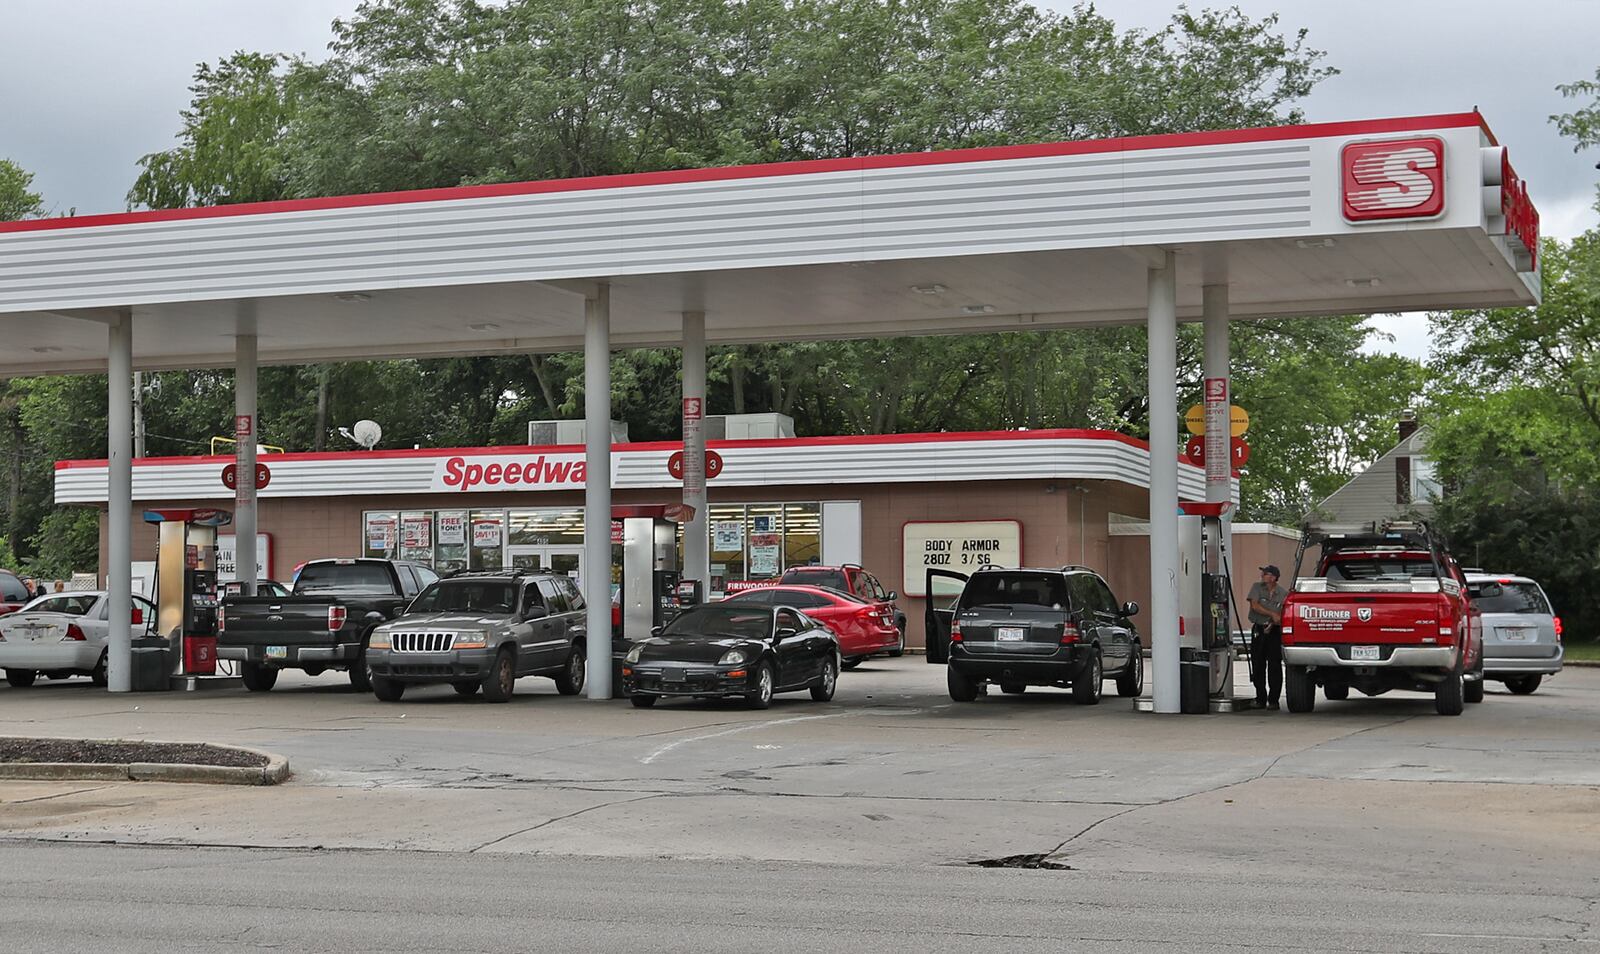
[401, 514, 432, 549]
[472, 520, 502, 548]
[436, 512, 466, 546]
[713, 521, 743, 551]
[365, 515, 397, 551]
[749, 533, 782, 577]
[901, 520, 1022, 596]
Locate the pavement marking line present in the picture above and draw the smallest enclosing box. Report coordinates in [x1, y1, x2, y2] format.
[639, 713, 856, 765]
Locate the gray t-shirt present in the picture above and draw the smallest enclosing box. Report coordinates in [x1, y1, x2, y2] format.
[1247, 582, 1286, 626]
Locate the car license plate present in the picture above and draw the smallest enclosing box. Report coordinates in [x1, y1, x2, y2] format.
[265, 645, 288, 660]
[1499, 628, 1531, 641]
[1350, 645, 1380, 661]
[997, 627, 1026, 642]
[662, 667, 685, 682]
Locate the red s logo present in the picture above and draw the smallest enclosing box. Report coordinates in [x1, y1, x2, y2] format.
[1341, 137, 1445, 221]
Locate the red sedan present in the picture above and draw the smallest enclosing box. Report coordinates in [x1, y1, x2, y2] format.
[723, 584, 900, 666]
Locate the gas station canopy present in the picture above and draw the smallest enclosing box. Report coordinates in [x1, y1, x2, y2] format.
[0, 111, 1538, 374]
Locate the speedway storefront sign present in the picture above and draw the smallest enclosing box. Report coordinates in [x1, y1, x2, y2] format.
[432, 453, 591, 492]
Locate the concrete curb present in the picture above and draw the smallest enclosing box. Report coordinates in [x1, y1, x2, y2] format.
[0, 739, 290, 786]
[1563, 659, 1600, 668]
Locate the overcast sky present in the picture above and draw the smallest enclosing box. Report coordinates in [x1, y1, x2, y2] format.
[4, 0, 1597, 359]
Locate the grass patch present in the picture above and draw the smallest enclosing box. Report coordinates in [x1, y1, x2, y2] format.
[1561, 640, 1600, 662]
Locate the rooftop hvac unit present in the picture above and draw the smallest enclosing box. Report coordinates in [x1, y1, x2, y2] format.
[528, 420, 629, 446]
[705, 413, 795, 441]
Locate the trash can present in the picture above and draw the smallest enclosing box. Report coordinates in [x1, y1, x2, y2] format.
[130, 636, 171, 692]
[1179, 647, 1210, 714]
[183, 636, 218, 675]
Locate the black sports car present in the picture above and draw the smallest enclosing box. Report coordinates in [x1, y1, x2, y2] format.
[622, 602, 839, 709]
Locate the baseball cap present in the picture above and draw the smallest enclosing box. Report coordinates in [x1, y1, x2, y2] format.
[1259, 565, 1281, 577]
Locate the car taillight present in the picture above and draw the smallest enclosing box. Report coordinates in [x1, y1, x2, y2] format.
[1553, 616, 1563, 640]
[1060, 621, 1080, 645]
[64, 624, 86, 642]
[328, 606, 347, 632]
[217, 606, 226, 634]
[949, 618, 963, 643]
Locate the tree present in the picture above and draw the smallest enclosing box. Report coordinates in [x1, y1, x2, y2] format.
[0, 159, 43, 221]
[1554, 66, 1600, 211]
[0, 161, 45, 563]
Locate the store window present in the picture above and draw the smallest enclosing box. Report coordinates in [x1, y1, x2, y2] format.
[362, 511, 398, 559]
[783, 503, 821, 569]
[435, 510, 469, 575]
[508, 508, 584, 546]
[470, 509, 506, 570]
[399, 511, 434, 567]
[709, 504, 747, 594]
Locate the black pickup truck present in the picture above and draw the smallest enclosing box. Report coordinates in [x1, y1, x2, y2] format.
[218, 558, 440, 692]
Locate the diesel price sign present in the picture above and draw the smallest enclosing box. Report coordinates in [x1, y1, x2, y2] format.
[902, 520, 1021, 596]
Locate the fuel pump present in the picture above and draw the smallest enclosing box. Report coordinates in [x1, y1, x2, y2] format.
[144, 508, 231, 689]
[1177, 501, 1237, 712]
[612, 508, 696, 694]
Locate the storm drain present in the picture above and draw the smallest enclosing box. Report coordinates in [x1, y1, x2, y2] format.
[967, 852, 1073, 870]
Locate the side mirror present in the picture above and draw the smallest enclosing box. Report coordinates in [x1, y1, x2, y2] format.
[886, 591, 898, 602]
[1121, 601, 1140, 618]
[776, 626, 799, 639]
[523, 604, 548, 621]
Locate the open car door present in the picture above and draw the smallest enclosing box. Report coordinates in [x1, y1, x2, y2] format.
[923, 568, 968, 664]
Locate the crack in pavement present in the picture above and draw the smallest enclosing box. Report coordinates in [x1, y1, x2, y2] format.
[468, 792, 667, 853]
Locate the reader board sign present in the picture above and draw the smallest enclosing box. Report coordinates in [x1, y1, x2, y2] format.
[902, 520, 1021, 596]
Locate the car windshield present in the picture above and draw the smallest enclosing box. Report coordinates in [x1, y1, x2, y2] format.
[1471, 582, 1551, 615]
[294, 562, 399, 595]
[959, 572, 1069, 610]
[409, 581, 517, 615]
[782, 569, 847, 591]
[662, 604, 773, 640]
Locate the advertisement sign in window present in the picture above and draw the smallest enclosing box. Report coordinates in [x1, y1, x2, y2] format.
[472, 520, 503, 548]
[401, 514, 432, 549]
[437, 512, 467, 546]
[749, 533, 782, 577]
[902, 521, 1022, 596]
[365, 515, 396, 551]
[713, 521, 743, 551]
[216, 534, 271, 584]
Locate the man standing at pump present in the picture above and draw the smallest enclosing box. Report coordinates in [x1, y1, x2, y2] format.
[1247, 565, 1287, 710]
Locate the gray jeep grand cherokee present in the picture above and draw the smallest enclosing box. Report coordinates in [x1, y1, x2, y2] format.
[366, 572, 588, 703]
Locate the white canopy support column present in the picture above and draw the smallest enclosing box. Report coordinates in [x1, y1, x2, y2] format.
[583, 284, 613, 700]
[681, 311, 709, 589]
[1147, 251, 1180, 714]
[234, 306, 258, 597]
[106, 309, 134, 692]
[1202, 282, 1233, 699]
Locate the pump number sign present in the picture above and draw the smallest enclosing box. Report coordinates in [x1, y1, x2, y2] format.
[902, 520, 1021, 596]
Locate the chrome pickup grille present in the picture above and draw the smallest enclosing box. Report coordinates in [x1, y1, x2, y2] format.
[391, 631, 456, 653]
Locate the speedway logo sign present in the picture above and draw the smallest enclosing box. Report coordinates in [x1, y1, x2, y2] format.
[432, 453, 590, 492]
[1341, 137, 1445, 222]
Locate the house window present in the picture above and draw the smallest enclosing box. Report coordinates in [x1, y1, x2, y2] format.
[1411, 459, 1443, 502]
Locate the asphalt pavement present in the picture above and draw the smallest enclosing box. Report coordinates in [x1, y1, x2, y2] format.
[0, 658, 1597, 950]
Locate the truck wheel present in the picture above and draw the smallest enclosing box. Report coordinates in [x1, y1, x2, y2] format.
[1435, 670, 1465, 716]
[947, 663, 979, 702]
[1324, 682, 1349, 701]
[348, 639, 373, 693]
[452, 681, 480, 697]
[1285, 665, 1315, 713]
[1505, 675, 1542, 695]
[241, 663, 278, 692]
[1115, 646, 1144, 698]
[554, 643, 586, 696]
[482, 648, 516, 703]
[5, 669, 37, 688]
[1464, 675, 1485, 705]
[745, 662, 774, 710]
[630, 693, 657, 708]
[371, 676, 404, 702]
[1071, 650, 1102, 705]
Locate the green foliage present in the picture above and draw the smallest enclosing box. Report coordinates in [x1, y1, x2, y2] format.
[0, 158, 44, 220]
[26, 508, 100, 579]
[1554, 66, 1600, 211]
[1427, 234, 1600, 639]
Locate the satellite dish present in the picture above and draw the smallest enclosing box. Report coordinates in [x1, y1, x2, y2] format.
[351, 420, 383, 449]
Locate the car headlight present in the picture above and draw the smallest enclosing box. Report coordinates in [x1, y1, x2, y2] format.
[625, 643, 645, 664]
[718, 649, 748, 667]
[368, 630, 391, 649]
[454, 632, 489, 650]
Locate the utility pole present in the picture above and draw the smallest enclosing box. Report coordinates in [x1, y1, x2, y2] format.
[132, 371, 146, 459]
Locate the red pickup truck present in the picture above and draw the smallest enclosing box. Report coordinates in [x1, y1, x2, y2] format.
[1281, 522, 1484, 716]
